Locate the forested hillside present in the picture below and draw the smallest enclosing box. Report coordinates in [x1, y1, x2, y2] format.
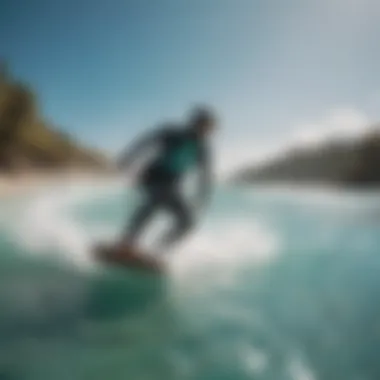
[233, 129, 380, 187]
[0, 62, 108, 173]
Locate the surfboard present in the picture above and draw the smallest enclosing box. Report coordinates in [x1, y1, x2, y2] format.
[93, 242, 164, 274]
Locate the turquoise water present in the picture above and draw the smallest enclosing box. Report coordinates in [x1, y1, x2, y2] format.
[1, 182, 380, 380]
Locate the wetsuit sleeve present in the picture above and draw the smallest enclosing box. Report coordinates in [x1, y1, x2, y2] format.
[196, 143, 213, 209]
[117, 126, 170, 169]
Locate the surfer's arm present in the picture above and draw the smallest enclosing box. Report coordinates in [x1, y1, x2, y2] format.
[116, 127, 168, 170]
[196, 145, 213, 211]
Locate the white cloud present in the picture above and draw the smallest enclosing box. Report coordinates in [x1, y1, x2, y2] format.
[216, 140, 281, 178]
[218, 107, 374, 178]
[289, 107, 370, 148]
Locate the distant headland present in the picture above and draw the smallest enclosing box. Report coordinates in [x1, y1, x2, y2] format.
[232, 128, 380, 188]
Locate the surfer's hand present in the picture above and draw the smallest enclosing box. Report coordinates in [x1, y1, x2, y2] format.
[115, 156, 131, 171]
[115, 156, 123, 170]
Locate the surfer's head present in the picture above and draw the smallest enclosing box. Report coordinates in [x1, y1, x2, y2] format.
[188, 106, 217, 137]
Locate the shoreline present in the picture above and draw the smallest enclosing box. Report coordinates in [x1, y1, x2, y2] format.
[3, 172, 380, 199]
[0, 170, 124, 198]
[230, 181, 380, 198]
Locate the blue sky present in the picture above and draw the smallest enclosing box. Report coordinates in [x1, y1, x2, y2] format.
[1, 0, 380, 172]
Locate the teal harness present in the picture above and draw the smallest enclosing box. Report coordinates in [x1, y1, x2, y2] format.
[160, 141, 198, 174]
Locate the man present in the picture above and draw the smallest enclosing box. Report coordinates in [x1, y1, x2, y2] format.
[117, 106, 216, 251]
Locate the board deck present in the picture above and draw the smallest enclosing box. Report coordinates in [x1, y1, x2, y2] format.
[94, 243, 163, 273]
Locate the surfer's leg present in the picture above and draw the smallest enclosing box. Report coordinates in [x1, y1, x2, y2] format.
[122, 194, 158, 245]
[158, 192, 194, 250]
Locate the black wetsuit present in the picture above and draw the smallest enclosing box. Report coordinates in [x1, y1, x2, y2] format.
[121, 125, 212, 249]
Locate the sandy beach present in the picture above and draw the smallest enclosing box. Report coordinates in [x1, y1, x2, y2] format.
[0, 170, 123, 198]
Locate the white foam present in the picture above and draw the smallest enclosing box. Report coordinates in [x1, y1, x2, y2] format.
[5, 184, 121, 269]
[240, 344, 269, 375]
[3, 183, 280, 283]
[288, 357, 316, 380]
[167, 216, 280, 290]
[10, 188, 91, 267]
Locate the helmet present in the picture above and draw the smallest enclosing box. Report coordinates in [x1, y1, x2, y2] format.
[189, 106, 217, 127]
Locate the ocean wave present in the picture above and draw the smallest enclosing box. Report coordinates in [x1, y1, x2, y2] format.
[2, 183, 280, 281]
